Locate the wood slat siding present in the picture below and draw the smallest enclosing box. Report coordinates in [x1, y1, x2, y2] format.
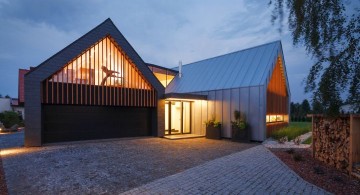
[266, 122, 288, 137]
[266, 56, 288, 115]
[266, 56, 289, 135]
[42, 36, 156, 107]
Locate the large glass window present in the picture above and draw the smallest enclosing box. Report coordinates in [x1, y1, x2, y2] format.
[48, 36, 150, 89]
[266, 115, 285, 123]
[182, 102, 191, 133]
[165, 101, 192, 135]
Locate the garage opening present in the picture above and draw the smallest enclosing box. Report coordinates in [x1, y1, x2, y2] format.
[43, 105, 152, 143]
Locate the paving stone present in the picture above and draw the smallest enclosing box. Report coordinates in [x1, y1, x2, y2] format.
[122, 145, 330, 195]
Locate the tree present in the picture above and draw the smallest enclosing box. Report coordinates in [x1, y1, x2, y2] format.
[270, 0, 360, 115]
[4, 95, 10, 98]
[301, 99, 311, 115]
[312, 99, 324, 114]
[0, 94, 2, 98]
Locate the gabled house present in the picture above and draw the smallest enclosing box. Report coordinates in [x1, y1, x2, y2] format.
[24, 18, 290, 146]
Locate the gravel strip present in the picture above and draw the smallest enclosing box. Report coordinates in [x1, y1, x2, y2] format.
[271, 148, 360, 194]
[1, 136, 257, 194]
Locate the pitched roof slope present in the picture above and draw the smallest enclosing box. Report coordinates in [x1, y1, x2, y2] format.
[26, 18, 164, 96]
[166, 41, 287, 93]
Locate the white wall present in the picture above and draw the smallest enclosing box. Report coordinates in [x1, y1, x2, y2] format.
[191, 85, 266, 141]
[0, 98, 12, 113]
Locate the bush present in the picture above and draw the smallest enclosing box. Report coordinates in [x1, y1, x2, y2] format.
[0, 111, 21, 128]
[271, 122, 311, 141]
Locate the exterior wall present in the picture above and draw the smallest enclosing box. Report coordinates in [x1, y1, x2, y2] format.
[18, 69, 29, 104]
[156, 99, 165, 137]
[191, 85, 266, 141]
[25, 19, 164, 146]
[0, 98, 12, 113]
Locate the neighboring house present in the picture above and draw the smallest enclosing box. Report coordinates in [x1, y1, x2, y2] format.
[0, 98, 24, 119]
[11, 98, 25, 120]
[0, 98, 12, 113]
[24, 18, 290, 146]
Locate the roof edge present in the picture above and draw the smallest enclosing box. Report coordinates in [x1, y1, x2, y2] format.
[26, 18, 113, 76]
[174, 40, 282, 68]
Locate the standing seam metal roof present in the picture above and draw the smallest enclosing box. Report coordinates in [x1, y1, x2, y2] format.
[165, 41, 287, 94]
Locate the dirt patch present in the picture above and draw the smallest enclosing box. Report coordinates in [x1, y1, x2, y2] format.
[270, 148, 360, 195]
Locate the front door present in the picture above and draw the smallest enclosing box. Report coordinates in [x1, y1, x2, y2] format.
[165, 101, 191, 135]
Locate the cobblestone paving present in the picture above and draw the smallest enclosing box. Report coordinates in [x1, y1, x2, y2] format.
[122, 145, 330, 195]
[1, 134, 257, 194]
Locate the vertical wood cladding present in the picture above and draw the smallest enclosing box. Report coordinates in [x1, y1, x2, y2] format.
[266, 56, 288, 115]
[42, 36, 156, 107]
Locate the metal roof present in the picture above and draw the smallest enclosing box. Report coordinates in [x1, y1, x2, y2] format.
[166, 40, 288, 94]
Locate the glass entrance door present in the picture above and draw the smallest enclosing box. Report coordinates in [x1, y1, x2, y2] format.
[165, 101, 191, 135]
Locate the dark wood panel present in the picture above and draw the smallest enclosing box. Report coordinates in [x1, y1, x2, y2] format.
[43, 105, 153, 143]
[266, 122, 288, 137]
[43, 82, 155, 107]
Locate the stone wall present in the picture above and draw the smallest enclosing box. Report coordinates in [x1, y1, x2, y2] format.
[312, 115, 350, 173]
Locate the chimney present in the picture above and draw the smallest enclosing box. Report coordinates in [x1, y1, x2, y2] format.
[179, 60, 182, 78]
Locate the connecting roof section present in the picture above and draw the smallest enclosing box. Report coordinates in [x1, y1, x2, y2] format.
[165, 41, 289, 95]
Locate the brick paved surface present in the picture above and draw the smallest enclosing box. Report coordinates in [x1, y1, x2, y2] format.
[1, 134, 256, 194]
[122, 145, 330, 195]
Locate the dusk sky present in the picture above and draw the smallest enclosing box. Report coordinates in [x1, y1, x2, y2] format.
[0, 0, 328, 103]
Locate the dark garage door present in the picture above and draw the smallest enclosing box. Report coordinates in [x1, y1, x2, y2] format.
[43, 105, 152, 143]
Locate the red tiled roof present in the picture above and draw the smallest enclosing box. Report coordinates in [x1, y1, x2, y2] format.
[18, 69, 29, 103]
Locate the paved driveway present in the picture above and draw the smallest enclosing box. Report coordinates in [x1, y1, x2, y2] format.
[0, 132, 257, 194]
[123, 146, 329, 195]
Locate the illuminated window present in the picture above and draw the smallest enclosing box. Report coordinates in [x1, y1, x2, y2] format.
[266, 115, 285, 123]
[48, 36, 151, 89]
[148, 64, 177, 87]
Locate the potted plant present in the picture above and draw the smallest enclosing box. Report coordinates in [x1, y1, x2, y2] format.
[231, 110, 250, 142]
[205, 118, 221, 139]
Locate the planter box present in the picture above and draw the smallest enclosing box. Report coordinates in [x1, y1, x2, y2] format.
[231, 126, 250, 142]
[206, 125, 221, 139]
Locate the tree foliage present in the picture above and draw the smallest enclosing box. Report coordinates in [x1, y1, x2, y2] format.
[270, 0, 360, 115]
[0, 111, 20, 128]
[290, 99, 312, 121]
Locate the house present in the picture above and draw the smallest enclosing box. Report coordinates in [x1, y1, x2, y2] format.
[0, 98, 12, 113]
[24, 18, 290, 146]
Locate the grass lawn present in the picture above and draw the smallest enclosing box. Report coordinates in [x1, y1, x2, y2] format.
[270, 122, 311, 141]
[302, 136, 312, 144]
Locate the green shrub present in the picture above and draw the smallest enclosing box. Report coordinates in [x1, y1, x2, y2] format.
[271, 122, 311, 141]
[0, 111, 21, 128]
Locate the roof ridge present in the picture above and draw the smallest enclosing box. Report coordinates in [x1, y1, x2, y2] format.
[26, 18, 113, 76]
[173, 40, 281, 69]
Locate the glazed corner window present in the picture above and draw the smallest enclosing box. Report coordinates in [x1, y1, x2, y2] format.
[266, 115, 284, 123]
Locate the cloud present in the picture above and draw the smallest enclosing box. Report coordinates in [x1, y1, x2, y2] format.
[0, 0, 314, 103]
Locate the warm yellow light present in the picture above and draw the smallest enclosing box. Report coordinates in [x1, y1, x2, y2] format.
[266, 115, 285, 123]
[0, 148, 32, 157]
